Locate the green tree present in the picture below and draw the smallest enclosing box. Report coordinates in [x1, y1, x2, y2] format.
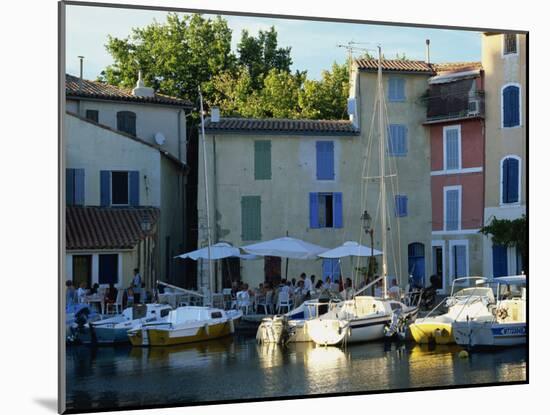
[237, 26, 292, 89]
[100, 13, 236, 107]
[480, 215, 527, 272]
[299, 62, 349, 119]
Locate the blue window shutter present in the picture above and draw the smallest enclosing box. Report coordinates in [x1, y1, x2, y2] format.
[241, 196, 261, 240]
[492, 245, 508, 277]
[316, 141, 334, 180]
[129, 171, 140, 206]
[388, 125, 407, 156]
[503, 86, 520, 127]
[446, 189, 459, 230]
[309, 193, 320, 229]
[395, 195, 408, 217]
[445, 128, 459, 169]
[254, 141, 272, 180]
[100, 171, 111, 207]
[66, 169, 75, 205]
[507, 158, 519, 203]
[333, 192, 343, 228]
[74, 169, 85, 205]
[389, 78, 405, 101]
[502, 158, 509, 202]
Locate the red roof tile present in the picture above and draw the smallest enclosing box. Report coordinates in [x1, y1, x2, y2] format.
[433, 62, 482, 74]
[66, 206, 160, 250]
[65, 74, 192, 108]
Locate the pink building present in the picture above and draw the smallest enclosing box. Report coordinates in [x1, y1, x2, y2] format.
[424, 63, 485, 292]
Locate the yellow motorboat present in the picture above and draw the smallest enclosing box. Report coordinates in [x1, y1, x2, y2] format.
[410, 317, 455, 345]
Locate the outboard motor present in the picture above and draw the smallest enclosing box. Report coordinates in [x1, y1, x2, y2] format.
[384, 308, 407, 339]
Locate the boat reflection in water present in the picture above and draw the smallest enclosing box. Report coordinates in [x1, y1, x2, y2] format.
[66, 337, 526, 412]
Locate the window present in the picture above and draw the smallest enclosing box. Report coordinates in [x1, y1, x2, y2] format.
[100, 170, 140, 207]
[309, 192, 343, 229]
[316, 141, 335, 180]
[502, 84, 520, 128]
[117, 111, 136, 136]
[395, 195, 408, 217]
[388, 77, 405, 102]
[254, 141, 271, 180]
[322, 258, 341, 282]
[444, 186, 461, 231]
[85, 109, 99, 123]
[503, 34, 518, 55]
[450, 241, 468, 279]
[98, 254, 119, 285]
[501, 156, 520, 204]
[388, 124, 407, 156]
[444, 125, 461, 170]
[66, 168, 85, 206]
[241, 196, 261, 240]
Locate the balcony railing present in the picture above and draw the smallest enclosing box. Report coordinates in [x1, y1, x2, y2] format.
[424, 90, 485, 123]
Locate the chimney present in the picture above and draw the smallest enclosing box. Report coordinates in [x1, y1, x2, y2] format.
[132, 70, 155, 97]
[425, 39, 431, 64]
[78, 56, 84, 90]
[211, 107, 220, 123]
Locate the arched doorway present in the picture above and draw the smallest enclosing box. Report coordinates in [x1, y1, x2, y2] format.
[408, 243, 425, 287]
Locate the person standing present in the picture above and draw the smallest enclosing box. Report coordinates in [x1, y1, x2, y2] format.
[301, 273, 312, 296]
[132, 268, 142, 304]
[66, 280, 77, 306]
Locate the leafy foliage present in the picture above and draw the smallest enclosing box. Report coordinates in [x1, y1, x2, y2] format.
[480, 215, 527, 270]
[100, 14, 350, 120]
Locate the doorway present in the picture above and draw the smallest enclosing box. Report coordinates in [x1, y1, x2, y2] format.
[264, 256, 281, 286]
[73, 255, 92, 289]
[222, 257, 241, 288]
[408, 243, 425, 287]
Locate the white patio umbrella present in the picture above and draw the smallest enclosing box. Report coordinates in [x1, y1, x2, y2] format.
[242, 236, 328, 259]
[318, 241, 383, 258]
[175, 242, 240, 260]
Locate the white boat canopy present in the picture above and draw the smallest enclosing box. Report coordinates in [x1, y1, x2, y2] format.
[242, 237, 328, 259]
[318, 241, 383, 258]
[492, 275, 527, 285]
[175, 242, 241, 260]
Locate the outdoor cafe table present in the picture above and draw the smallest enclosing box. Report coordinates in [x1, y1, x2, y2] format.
[84, 294, 105, 314]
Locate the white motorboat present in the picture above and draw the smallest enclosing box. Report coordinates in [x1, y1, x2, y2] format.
[89, 303, 172, 344]
[256, 298, 341, 344]
[410, 277, 496, 345]
[453, 275, 526, 349]
[306, 293, 418, 346]
[128, 306, 242, 347]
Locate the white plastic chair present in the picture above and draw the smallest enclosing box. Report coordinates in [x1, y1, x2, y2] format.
[236, 291, 252, 315]
[276, 291, 293, 314]
[106, 289, 123, 314]
[222, 288, 233, 309]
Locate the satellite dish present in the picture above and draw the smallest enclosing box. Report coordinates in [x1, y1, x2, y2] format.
[154, 132, 166, 146]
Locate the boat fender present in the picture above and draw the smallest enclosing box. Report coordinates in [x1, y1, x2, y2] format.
[229, 318, 235, 333]
[204, 323, 209, 336]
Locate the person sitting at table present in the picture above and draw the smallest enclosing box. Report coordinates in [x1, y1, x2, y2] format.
[76, 282, 88, 303]
[90, 283, 100, 295]
[340, 278, 355, 300]
[291, 278, 297, 288]
[322, 277, 332, 291]
[388, 278, 401, 300]
[310, 274, 317, 288]
[105, 283, 118, 306]
[331, 278, 341, 293]
[66, 280, 77, 306]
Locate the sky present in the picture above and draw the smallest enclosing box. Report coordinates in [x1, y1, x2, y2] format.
[66, 4, 482, 81]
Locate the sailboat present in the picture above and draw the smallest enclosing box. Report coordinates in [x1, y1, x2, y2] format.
[306, 47, 420, 346]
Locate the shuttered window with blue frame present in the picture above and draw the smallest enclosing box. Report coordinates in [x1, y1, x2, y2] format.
[309, 192, 343, 229]
[444, 127, 460, 170]
[66, 168, 85, 206]
[316, 141, 335, 180]
[452, 245, 467, 278]
[241, 196, 261, 241]
[100, 170, 140, 207]
[395, 195, 408, 217]
[502, 85, 520, 127]
[445, 188, 460, 231]
[388, 77, 405, 102]
[502, 157, 519, 204]
[492, 245, 508, 277]
[388, 124, 407, 156]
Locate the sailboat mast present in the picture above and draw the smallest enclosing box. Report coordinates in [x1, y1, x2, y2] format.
[377, 46, 388, 298]
[199, 87, 214, 297]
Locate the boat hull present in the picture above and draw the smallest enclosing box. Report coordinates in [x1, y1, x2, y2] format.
[145, 321, 233, 347]
[410, 321, 455, 345]
[453, 321, 526, 348]
[92, 326, 133, 344]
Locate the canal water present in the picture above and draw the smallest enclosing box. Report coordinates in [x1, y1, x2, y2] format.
[66, 335, 527, 412]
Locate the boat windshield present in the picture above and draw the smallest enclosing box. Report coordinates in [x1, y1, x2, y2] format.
[453, 287, 495, 303]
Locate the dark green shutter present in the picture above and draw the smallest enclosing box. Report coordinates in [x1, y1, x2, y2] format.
[254, 141, 271, 180]
[241, 196, 261, 240]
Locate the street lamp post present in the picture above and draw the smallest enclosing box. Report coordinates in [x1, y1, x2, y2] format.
[361, 210, 375, 295]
